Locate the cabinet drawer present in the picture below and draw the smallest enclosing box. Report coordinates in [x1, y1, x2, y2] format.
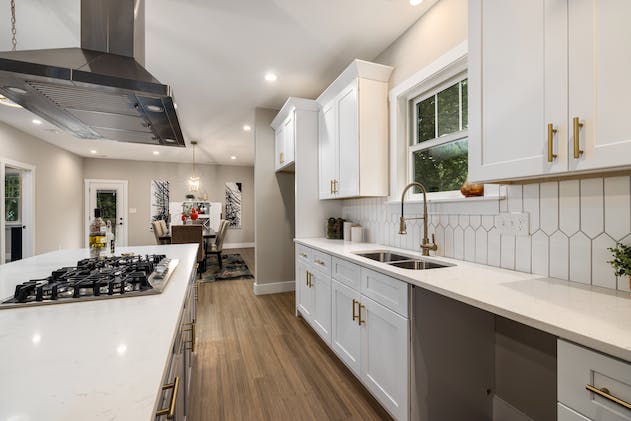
[558, 339, 631, 420]
[332, 257, 361, 290]
[360, 268, 408, 318]
[296, 244, 312, 264]
[310, 248, 332, 276]
[558, 403, 591, 421]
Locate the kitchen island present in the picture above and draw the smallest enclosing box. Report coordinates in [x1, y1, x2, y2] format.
[0, 244, 198, 421]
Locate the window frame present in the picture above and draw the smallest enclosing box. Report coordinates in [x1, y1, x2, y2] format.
[4, 172, 21, 225]
[407, 73, 469, 201]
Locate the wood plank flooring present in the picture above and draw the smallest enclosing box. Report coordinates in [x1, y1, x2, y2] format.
[188, 248, 392, 421]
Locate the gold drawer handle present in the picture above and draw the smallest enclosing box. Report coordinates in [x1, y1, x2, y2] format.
[547, 123, 558, 162]
[183, 322, 196, 352]
[156, 376, 180, 418]
[314, 259, 325, 266]
[333, 179, 338, 194]
[299, 252, 308, 258]
[352, 299, 358, 321]
[586, 384, 631, 410]
[358, 303, 365, 325]
[573, 117, 584, 159]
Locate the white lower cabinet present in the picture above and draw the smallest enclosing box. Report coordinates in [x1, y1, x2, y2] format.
[331, 279, 362, 375]
[558, 339, 631, 421]
[310, 269, 332, 345]
[360, 294, 409, 421]
[296, 245, 410, 420]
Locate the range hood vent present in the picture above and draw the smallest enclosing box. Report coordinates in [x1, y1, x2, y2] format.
[0, 0, 185, 147]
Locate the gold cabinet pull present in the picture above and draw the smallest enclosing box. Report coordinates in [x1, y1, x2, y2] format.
[308, 272, 313, 288]
[305, 270, 309, 286]
[585, 384, 631, 410]
[314, 259, 325, 266]
[183, 322, 195, 352]
[330, 179, 333, 195]
[333, 179, 338, 194]
[573, 117, 584, 159]
[547, 123, 558, 162]
[299, 252, 307, 258]
[352, 299, 358, 321]
[156, 376, 180, 418]
[280, 152, 284, 164]
[358, 303, 365, 325]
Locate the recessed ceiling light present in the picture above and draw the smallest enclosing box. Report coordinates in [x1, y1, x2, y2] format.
[32, 119, 42, 125]
[153, 151, 160, 155]
[146, 104, 163, 113]
[7, 86, 27, 94]
[230, 155, 237, 160]
[264, 72, 277, 82]
[90, 150, 97, 154]
[409, 0, 423, 5]
[243, 125, 251, 131]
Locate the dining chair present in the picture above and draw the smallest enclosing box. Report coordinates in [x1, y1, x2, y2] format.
[151, 220, 164, 245]
[158, 220, 169, 237]
[171, 224, 206, 277]
[207, 219, 229, 269]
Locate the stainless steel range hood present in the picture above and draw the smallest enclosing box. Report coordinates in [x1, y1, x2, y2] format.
[0, 0, 185, 147]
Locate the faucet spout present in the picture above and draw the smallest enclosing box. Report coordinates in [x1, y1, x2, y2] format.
[399, 182, 438, 256]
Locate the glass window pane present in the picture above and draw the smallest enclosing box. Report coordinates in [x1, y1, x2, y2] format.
[416, 96, 435, 143]
[437, 82, 460, 137]
[413, 138, 469, 193]
[461, 79, 468, 129]
[5, 198, 18, 222]
[97, 190, 118, 237]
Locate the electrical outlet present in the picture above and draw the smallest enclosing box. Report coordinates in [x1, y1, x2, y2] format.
[496, 212, 530, 236]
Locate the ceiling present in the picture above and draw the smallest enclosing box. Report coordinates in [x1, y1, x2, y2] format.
[0, 0, 436, 165]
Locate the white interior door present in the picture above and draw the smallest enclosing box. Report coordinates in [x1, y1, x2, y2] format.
[0, 159, 35, 265]
[85, 180, 128, 248]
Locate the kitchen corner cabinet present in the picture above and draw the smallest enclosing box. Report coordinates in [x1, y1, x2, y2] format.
[296, 245, 409, 420]
[469, 0, 631, 183]
[317, 59, 393, 199]
[273, 110, 295, 171]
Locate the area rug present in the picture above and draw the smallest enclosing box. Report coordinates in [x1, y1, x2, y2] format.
[202, 253, 254, 282]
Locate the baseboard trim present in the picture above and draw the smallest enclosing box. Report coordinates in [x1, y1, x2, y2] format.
[224, 242, 255, 249]
[253, 280, 295, 295]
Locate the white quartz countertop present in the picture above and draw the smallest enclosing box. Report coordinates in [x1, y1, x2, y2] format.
[295, 238, 631, 363]
[0, 244, 198, 421]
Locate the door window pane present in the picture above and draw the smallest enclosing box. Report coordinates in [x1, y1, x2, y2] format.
[416, 96, 435, 143]
[413, 138, 469, 193]
[4, 174, 20, 222]
[437, 83, 460, 137]
[96, 190, 117, 237]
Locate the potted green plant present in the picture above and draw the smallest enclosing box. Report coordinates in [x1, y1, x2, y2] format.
[608, 243, 631, 289]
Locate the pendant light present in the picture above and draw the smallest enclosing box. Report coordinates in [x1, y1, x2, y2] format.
[188, 140, 200, 192]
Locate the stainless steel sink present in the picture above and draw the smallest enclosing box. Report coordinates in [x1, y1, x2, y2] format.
[388, 260, 449, 270]
[354, 251, 412, 263]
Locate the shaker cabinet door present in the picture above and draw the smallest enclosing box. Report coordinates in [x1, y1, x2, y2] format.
[319, 101, 338, 199]
[331, 279, 361, 375]
[568, 0, 631, 172]
[310, 270, 332, 345]
[296, 261, 313, 320]
[336, 81, 359, 198]
[468, 0, 568, 182]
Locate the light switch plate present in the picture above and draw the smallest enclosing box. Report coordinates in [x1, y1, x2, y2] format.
[496, 212, 530, 236]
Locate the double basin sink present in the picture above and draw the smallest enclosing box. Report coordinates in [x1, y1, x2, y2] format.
[353, 251, 450, 270]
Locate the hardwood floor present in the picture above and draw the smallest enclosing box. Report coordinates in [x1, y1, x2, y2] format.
[188, 248, 392, 421]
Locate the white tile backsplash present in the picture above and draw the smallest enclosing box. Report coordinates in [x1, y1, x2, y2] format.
[342, 175, 631, 291]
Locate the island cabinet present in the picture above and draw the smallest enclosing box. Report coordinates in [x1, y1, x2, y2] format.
[295, 245, 409, 421]
[558, 340, 631, 421]
[469, 0, 631, 183]
[317, 59, 393, 199]
[155, 271, 196, 420]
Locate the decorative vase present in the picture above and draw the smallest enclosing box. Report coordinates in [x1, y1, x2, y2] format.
[460, 178, 484, 197]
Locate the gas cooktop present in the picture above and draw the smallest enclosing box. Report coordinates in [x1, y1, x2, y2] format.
[1, 254, 179, 309]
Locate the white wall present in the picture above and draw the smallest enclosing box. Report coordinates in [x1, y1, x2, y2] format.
[0, 121, 83, 254]
[253, 108, 295, 291]
[83, 158, 254, 246]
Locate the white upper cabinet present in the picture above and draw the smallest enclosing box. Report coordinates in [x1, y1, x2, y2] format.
[469, 0, 631, 183]
[568, 0, 631, 172]
[317, 60, 393, 199]
[272, 98, 317, 172]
